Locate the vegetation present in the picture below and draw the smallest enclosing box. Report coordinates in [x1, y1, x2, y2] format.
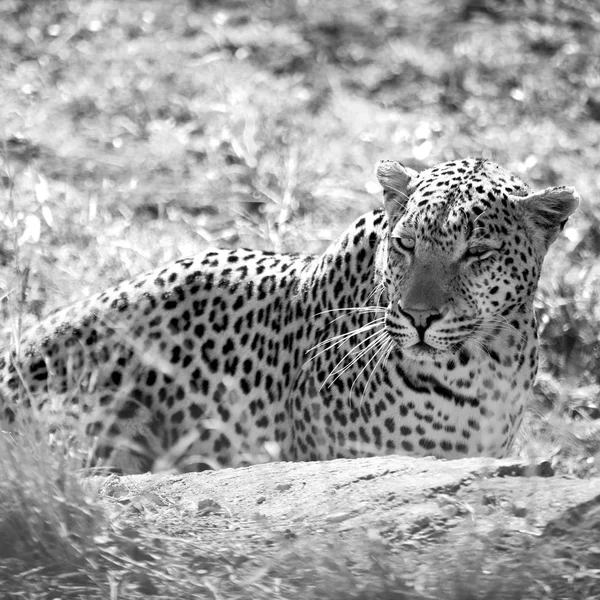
[1, 0, 599, 597]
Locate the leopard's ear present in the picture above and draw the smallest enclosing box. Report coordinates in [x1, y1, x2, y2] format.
[515, 186, 580, 249]
[376, 160, 418, 218]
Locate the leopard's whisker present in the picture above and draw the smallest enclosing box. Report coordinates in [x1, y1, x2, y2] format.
[364, 283, 386, 306]
[311, 319, 385, 351]
[314, 306, 384, 317]
[488, 315, 528, 342]
[354, 336, 394, 405]
[374, 285, 386, 306]
[307, 317, 385, 354]
[304, 322, 385, 369]
[324, 330, 388, 391]
[324, 310, 384, 327]
[321, 334, 386, 388]
[466, 337, 490, 357]
[384, 185, 410, 210]
[322, 329, 388, 381]
[476, 320, 528, 347]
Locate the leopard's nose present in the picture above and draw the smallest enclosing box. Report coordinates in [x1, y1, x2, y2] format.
[399, 306, 442, 329]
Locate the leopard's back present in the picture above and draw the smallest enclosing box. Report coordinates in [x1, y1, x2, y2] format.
[1, 249, 319, 470]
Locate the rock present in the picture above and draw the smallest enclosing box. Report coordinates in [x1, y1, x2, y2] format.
[99, 454, 599, 544]
[98, 456, 600, 597]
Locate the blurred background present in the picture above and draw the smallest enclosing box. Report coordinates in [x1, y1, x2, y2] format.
[1, 0, 599, 466]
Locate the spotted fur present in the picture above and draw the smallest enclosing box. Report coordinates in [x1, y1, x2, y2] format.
[0, 158, 579, 472]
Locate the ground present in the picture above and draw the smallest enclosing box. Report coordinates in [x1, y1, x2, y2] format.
[1, 0, 600, 598]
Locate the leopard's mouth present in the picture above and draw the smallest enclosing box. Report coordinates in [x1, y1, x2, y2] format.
[411, 341, 435, 352]
[403, 340, 444, 359]
[386, 329, 445, 356]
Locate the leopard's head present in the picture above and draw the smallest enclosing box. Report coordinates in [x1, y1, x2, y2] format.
[375, 158, 579, 360]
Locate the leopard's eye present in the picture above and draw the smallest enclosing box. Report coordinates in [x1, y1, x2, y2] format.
[464, 246, 494, 261]
[392, 236, 416, 252]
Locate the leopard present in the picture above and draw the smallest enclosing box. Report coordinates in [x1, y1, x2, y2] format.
[0, 158, 579, 473]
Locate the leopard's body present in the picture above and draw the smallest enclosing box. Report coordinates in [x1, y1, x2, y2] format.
[0, 158, 579, 472]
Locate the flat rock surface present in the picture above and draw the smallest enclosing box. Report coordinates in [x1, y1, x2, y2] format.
[99, 456, 600, 565]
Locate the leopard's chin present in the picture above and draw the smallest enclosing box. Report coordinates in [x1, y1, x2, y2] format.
[402, 341, 448, 360]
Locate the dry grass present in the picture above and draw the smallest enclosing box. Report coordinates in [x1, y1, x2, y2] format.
[1, 0, 600, 597]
